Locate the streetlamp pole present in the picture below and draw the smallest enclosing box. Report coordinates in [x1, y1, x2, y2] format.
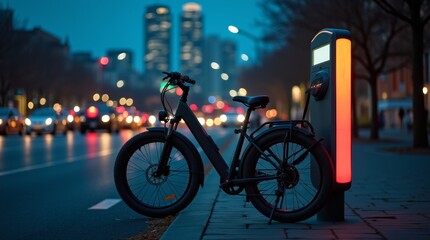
[424, 85, 429, 126]
[424, 86, 429, 109]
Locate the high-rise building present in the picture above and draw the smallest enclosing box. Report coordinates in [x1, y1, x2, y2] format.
[203, 36, 238, 103]
[144, 5, 171, 78]
[180, 3, 204, 81]
[203, 35, 222, 100]
[220, 40, 237, 100]
[104, 49, 142, 88]
[180, 2, 204, 103]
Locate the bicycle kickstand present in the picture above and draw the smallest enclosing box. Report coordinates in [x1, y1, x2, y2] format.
[268, 189, 283, 224]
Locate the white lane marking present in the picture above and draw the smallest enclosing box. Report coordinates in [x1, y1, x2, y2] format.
[0, 149, 114, 177]
[88, 199, 122, 210]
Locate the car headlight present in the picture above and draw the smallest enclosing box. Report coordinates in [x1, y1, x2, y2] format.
[101, 115, 110, 123]
[25, 118, 31, 126]
[148, 115, 156, 125]
[126, 115, 133, 124]
[45, 118, 53, 126]
[133, 116, 141, 123]
[67, 115, 74, 123]
[220, 114, 227, 123]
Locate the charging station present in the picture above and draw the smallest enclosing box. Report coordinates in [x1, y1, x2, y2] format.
[310, 28, 352, 221]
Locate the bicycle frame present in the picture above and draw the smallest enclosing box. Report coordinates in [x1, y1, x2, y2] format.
[157, 80, 319, 189]
[175, 100, 230, 181]
[158, 79, 271, 184]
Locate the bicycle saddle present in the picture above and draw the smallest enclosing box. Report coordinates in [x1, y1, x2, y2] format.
[232, 95, 269, 109]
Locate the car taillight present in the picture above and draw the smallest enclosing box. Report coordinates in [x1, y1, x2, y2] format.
[86, 106, 98, 118]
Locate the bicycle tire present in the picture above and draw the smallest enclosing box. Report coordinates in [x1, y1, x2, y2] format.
[242, 128, 333, 222]
[114, 131, 201, 218]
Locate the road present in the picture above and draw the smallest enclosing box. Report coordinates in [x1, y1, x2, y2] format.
[0, 127, 234, 240]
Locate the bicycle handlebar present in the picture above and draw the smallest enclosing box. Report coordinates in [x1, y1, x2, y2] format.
[162, 72, 196, 85]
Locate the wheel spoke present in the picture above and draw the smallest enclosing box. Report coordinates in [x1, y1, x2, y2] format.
[125, 140, 191, 209]
[243, 130, 332, 222]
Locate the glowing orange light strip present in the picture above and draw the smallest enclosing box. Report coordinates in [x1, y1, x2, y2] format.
[335, 38, 352, 184]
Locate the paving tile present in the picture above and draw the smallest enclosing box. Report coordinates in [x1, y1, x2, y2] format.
[285, 229, 334, 239]
[161, 130, 430, 240]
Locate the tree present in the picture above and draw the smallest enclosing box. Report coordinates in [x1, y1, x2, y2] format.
[0, 8, 18, 106]
[257, 0, 407, 140]
[373, 0, 430, 147]
[341, 1, 406, 139]
[239, 46, 307, 119]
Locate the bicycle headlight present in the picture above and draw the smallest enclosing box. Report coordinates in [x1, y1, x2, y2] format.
[237, 114, 245, 123]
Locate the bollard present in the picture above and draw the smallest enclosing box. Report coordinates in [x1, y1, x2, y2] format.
[309, 28, 352, 221]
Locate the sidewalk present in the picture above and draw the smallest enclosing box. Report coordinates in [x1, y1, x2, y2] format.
[161, 129, 430, 239]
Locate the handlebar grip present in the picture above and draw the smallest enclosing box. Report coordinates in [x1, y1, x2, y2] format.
[181, 75, 196, 84]
[162, 72, 196, 84]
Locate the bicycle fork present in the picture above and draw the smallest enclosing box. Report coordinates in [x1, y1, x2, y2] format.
[154, 122, 177, 177]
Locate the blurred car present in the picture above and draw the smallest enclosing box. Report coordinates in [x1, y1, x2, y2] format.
[63, 109, 81, 131]
[80, 103, 120, 134]
[0, 107, 26, 136]
[220, 112, 245, 128]
[25, 108, 68, 135]
[119, 107, 142, 130]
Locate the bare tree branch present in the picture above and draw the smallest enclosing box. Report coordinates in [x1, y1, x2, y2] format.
[373, 0, 412, 24]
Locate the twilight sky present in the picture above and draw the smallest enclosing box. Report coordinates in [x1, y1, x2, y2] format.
[1, 0, 265, 72]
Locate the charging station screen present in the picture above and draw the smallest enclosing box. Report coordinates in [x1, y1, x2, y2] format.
[312, 44, 330, 66]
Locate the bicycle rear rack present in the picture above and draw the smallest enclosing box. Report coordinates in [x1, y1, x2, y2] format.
[250, 120, 316, 139]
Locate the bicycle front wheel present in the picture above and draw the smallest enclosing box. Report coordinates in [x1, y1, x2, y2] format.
[114, 131, 201, 218]
[242, 129, 333, 222]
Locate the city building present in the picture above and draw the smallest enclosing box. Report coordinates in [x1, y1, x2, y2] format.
[143, 4, 172, 87]
[106, 49, 133, 72]
[103, 49, 142, 89]
[203, 35, 222, 102]
[0, 7, 72, 112]
[220, 39, 238, 101]
[202, 36, 238, 105]
[180, 3, 204, 103]
[353, 47, 430, 130]
[180, 3, 204, 82]
[377, 65, 414, 129]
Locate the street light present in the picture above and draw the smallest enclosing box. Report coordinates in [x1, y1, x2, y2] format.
[117, 80, 124, 88]
[228, 25, 261, 64]
[99, 56, 109, 94]
[292, 85, 301, 119]
[210, 62, 220, 70]
[228, 25, 239, 34]
[241, 54, 249, 62]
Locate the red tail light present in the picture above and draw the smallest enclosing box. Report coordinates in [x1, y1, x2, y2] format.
[86, 106, 98, 118]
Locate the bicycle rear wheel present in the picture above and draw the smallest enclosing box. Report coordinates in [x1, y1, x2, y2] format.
[242, 129, 333, 222]
[114, 131, 200, 218]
